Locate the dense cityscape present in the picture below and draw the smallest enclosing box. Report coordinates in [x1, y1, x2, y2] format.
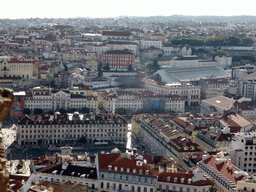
[1, 15, 256, 192]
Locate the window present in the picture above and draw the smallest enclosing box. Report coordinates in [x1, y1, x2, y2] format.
[100, 182, 104, 189]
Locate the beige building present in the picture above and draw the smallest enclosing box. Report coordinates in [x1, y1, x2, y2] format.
[17, 112, 128, 145]
[0, 56, 35, 79]
[236, 175, 256, 192]
[142, 78, 200, 106]
[98, 89, 185, 114]
[25, 86, 98, 112]
[194, 127, 232, 151]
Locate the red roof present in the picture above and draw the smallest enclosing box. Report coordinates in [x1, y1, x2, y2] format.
[98, 154, 159, 177]
[202, 155, 247, 185]
[158, 172, 211, 186]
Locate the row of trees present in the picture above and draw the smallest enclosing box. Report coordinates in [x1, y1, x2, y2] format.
[170, 36, 254, 47]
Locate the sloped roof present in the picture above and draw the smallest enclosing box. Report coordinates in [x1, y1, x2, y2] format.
[98, 154, 158, 177]
[201, 155, 247, 185]
[220, 112, 251, 133]
[158, 172, 211, 186]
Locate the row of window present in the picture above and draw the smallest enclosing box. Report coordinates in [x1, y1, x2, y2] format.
[21, 128, 126, 134]
[101, 182, 153, 192]
[20, 133, 126, 139]
[159, 184, 203, 192]
[40, 176, 95, 189]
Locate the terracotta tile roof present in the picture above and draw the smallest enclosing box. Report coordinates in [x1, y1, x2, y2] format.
[158, 172, 211, 186]
[220, 112, 252, 133]
[98, 154, 159, 177]
[201, 155, 248, 185]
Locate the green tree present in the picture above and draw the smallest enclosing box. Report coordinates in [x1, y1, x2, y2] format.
[227, 36, 242, 46]
[207, 180, 218, 192]
[116, 108, 127, 115]
[128, 64, 133, 72]
[34, 108, 43, 115]
[81, 107, 90, 113]
[23, 108, 31, 115]
[103, 62, 110, 71]
[241, 37, 254, 46]
[152, 60, 160, 72]
[48, 110, 54, 115]
[67, 108, 76, 113]
[79, 135, 87, 144]
[50, 80, 55, 88]
[59, 108, 66, 114]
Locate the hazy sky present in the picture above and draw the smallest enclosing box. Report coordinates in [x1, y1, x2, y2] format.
[2, 0, 255, 19]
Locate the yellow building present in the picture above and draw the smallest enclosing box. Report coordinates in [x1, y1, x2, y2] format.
[150, 34, 167, 42]
[0, 56, 34, 79]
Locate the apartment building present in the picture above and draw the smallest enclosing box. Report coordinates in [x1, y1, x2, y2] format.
[197, 153, 249, 192]
[38, 164, 98, 192]
[102, 31, 133, 41]
[17, 112, 128, 145]
[199, 78, 229, 99]
[140, 40, 162, 49]
[157, 170, 211, 192]
[142, 78, 200, 106]
[98, 89, 185, 114]
[170, 56, 232, 69]
[0, 56, 34, 79]
[229, 132, 256, 175]
[96, 153, 158, 192]
[102, 50, 135, 69]
[106, 41, 138, 55]
[236, 174, 256, 192]
[194, 127, 232, 151]
[25, 86, 98, 112]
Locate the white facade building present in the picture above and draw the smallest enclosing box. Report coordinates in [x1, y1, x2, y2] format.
[140, 40, 162, 49]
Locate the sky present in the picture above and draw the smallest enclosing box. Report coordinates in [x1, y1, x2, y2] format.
[1, 0, 256, 19]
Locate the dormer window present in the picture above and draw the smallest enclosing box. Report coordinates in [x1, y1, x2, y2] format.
[108, 165, 112, 171]
[181, 178, 185, 183]
[188, 178, 192, 184]
[114, 166, 118, 171]
[127, 168, 130, 173]
[145, 170, 149, 175]
[120, 167, 124, 172]
[167, 176, 171, 182]
[133, 168, 136, 173]
[174, 177, 178, 182]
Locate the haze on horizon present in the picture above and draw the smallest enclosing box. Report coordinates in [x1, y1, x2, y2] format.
[2, 0, 255, 19]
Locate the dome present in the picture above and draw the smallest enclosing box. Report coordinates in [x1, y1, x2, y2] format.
[111, 148, 121, 154]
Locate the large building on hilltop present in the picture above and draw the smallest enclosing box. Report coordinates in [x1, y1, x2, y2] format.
[17, 112, 128, 145]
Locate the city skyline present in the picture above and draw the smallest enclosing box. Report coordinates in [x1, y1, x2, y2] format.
[2, 0, 256, 19]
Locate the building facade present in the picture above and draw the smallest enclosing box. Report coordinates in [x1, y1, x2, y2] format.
[98, 89, 185, 114]
[142, 78, 201, 106]
[25, 87, 98, 112]
[17, 112, 128, 145]
[102, 50, 135, 69]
